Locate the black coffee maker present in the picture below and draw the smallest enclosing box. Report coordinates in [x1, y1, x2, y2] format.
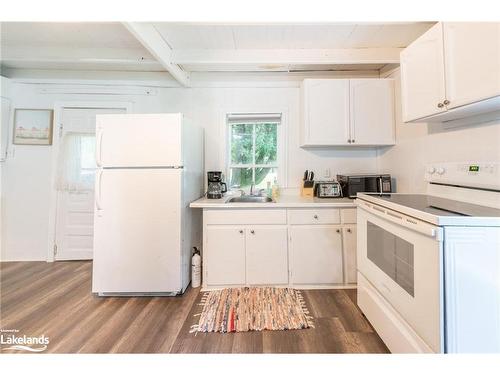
[207, 171, 227, 199]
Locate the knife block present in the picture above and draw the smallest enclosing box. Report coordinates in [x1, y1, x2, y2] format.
[300, 186, 314, 197]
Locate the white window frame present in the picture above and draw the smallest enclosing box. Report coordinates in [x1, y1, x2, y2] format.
[221, 110, 287, 191]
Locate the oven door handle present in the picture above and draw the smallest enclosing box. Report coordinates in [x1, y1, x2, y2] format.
[357, 200, 442, 241]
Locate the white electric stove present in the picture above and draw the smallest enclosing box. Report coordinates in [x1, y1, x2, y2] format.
[355, 162, 500, 353]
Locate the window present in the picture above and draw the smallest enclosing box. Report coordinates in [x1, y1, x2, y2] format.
[227, 113, 281, 190]
[56, 132, 97, 191]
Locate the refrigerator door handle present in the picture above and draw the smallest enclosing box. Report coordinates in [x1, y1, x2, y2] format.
[96, 169, 103, 210]
[96, 129, 104, 167]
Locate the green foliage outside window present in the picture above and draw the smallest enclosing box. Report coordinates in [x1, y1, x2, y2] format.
[229, 122, 278, 188]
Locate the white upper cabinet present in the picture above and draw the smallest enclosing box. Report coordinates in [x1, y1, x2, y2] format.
[301, 79, 350, 146]
[443, 23, 500, 109]
[350, 79, 395, 145]
[401, 22, 500, 123]
[400, 23, 447, 122]
[300, 78, 395, 147]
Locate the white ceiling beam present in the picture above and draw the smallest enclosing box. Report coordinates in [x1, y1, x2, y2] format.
[171, 48, 403, 66]
[0, 46, 162, 71]
[124, 22, 190, 87]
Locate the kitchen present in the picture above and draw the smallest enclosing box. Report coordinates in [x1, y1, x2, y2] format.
[1, 3, 500, 372]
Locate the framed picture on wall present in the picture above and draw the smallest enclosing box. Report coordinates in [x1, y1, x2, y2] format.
[13, 108, 54, 145]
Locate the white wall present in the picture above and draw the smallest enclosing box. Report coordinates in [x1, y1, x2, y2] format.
[1, 73, 380, 261]
[377, 68, 500, 193]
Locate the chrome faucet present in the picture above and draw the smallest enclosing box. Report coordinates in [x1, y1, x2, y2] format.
[249, 184, 265, 196]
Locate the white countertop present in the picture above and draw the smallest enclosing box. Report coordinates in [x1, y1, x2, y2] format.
[190, 191, 356, 209]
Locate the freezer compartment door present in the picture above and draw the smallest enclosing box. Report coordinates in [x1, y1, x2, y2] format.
[92, 168, 182, 294]
[96, 113, 183, 168]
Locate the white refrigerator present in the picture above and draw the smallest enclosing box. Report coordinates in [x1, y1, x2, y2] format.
[92, 113, 204, 296]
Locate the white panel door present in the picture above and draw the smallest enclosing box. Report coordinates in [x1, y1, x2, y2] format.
[443, 22, 500, 110]
[55, 107, 125, 260]
[342, 225, 357, 284]
[246, 225, 288, 285]
[289, 225, 343, 285]
[96, 113, 183, 168]
[92, 168, 182, 293]
[350, 79, 395, 145]
[303, 79, 350, 145]
[400, 23, 447, 122]
[204, 226, 246, 286]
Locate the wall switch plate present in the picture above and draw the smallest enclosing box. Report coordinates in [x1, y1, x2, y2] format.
[324, 168, 331, 178]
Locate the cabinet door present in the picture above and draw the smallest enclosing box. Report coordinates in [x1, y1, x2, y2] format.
[342, 226, 357, 284]
[302, 79, 350, 145]
[205, 226, 246, 286]
[289, 225, 343, 285]
[400, 23, 447, 122]
[246, 226, 288, 285]
[350, 79, 395, 145]
[443, 23, 500, 109]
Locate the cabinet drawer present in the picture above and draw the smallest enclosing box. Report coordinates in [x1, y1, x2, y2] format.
[341, 208, 357, 224]
[288, 209, 340, 225]
[204, 209, 287, 225]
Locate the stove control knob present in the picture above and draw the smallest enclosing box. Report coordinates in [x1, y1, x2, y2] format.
[436, 167, 446, 175]
[427, 166, 436, 174]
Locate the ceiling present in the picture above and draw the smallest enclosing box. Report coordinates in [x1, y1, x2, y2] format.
[153, 23, 435, 50]
[0, 22, 435, 77]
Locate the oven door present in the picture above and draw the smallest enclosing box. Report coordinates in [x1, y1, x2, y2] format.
[357, 200, 444, 352]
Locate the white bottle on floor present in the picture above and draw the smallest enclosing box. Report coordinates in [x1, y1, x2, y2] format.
[191, 247, 201, 288]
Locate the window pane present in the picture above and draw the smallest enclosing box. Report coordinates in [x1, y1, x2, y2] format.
[230, 124, 253, 164]
[255, 167, 277, 189]
[255, 123, 277, 164]
[229, 167, 253, 189]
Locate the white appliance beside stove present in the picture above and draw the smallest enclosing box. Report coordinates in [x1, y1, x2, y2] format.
[356, 162, 500, 353]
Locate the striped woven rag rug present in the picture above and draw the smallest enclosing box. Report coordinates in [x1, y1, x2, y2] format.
[190, 287, 314, 333]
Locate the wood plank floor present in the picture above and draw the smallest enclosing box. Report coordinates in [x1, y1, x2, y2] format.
[0, 261, 389, 354]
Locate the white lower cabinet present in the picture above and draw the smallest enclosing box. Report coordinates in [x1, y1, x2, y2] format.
[342, 225, 357, 284]
[205, 226, 246, 286]
[289, 225, 343, 285]
[246, 226, 288, 285]
[202, 208, 357, 289]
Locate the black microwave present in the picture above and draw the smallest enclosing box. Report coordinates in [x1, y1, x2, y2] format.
[337, 174, 392, 198]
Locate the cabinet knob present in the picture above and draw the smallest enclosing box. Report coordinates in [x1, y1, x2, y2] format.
[250, 230, 255, 234]
[336, 229, 341, 233]
[347, 139, 351, 143]
[443, 99, 450, 105]
[437, 102, 444, 108]
[313, 215, 318, 219]
[347, 228, 352, 233]
[351, 139, 355, 143]
[239, 230, 243, 234]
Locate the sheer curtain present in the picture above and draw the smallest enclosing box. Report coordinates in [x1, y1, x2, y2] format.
[56, 132, 96, 191]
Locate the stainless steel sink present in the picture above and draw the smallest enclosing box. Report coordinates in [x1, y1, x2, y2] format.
[227, 196, 274, 203]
